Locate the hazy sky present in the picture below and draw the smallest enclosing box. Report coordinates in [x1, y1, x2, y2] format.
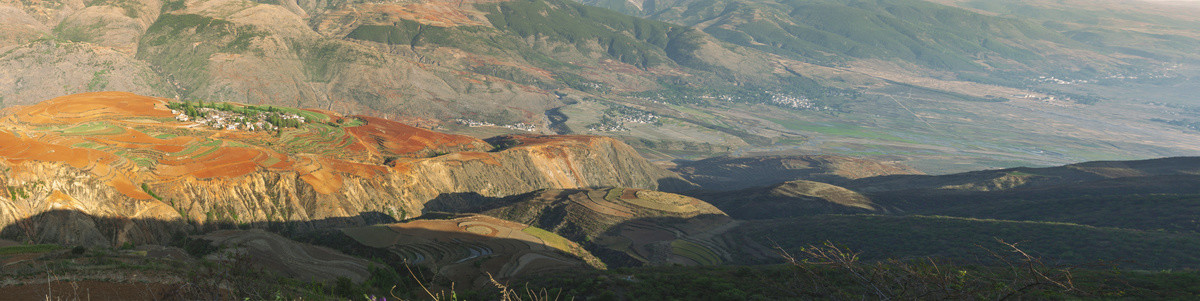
[1136, 0, 1200, 7]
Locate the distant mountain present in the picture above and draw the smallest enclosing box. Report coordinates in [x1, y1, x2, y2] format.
[0, 0, 799, 124]
[4, 0, 1200, 175]
[843, 157, 1200, 232]
[579, 0, 1200, 79]
[691, 156, 1200, 269]
[695, 156, 1200, 231]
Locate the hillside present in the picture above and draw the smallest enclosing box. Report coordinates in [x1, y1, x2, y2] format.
[581, 0, 1200, 79]
[481, 188, 756, 266]
[2, 92, 1200, 297]
[1, 0, 1200, 175]
[335, 214, 604, 286]
[691, 180, 883, 219]
[558, 0, 1200, 173]
[0, 0, 794, 122]
[3, 0, 1200, 296]
[670, 154, 921, 190]
[0, 92, 690, 247]
[691, 156, 1200, 232]
[732, 214, 1200, 269]
[837, 157, 1200, 232]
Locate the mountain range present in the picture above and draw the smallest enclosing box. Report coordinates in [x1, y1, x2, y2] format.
[2, 0, 1200, 298]
[1, 93, 1200, 298]
[2, 0, 1200, 173]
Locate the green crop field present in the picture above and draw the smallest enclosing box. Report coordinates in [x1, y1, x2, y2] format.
[670, 239, 721, 265]
[766, 117, 913, 143]
[522, 226, 575, 253]
[57, 122, 124, 136]
[0, 244, 61, 255]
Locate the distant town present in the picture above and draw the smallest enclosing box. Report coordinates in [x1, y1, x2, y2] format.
[454, 119, 539, 132]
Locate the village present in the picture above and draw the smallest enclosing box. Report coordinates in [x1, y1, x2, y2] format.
[172, 106, 307, 132]
[454, 119, 539, 132]
[767, 91, 817, 109]
[588, 105, 661, 132]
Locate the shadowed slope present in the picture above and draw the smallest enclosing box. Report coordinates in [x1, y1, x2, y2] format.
[671, 155, 921, 191]
[730, 214, 1200, 269]
[692, 180, 883, 219]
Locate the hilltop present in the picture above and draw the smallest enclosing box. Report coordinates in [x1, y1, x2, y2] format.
[0, 92, 689, 247]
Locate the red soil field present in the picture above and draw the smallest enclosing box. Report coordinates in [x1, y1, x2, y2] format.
[0, 130, 151, 199]
[503, 134, 601, 148]
[7, 92, 173, 125]
[89, 129, 196, 153]
[157, 147, 293, 179]
[389, 152, 504, 172]
[0, 93, 615, 199]
[319, 157, 388, 177]
[620, 188, 642, 200]
[345, 116, 488, 156]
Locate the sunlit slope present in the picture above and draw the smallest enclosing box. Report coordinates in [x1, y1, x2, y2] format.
[0, 92, 689, 247]
[484, 188, 761, 266]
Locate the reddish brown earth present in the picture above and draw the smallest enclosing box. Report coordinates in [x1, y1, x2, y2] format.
[345, 115, 486, 156]
[6, 92, 175, 125]
[0, 92, 494, 199]
[0, 92, 686, 247]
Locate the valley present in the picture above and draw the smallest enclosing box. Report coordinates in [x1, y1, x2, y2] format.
[0, 93, 1198, 299]
[0, 0, 1198, 173]
[1, 0, 1200, 298]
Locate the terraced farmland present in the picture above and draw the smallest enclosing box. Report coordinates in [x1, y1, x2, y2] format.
[201, 230, 374, 284]
[0, 92, 492, 201]
[340, 214, 602, 285]
[484, 188, 753, 266]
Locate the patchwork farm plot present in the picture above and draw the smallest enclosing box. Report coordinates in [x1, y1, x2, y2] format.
[0, 92, 491, 203]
